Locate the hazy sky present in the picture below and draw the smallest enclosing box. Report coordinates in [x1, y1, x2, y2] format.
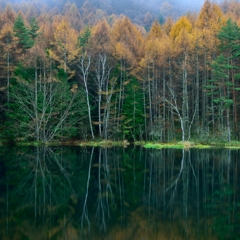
[2, 0, 234, 16]
[148, 0, 225, 10]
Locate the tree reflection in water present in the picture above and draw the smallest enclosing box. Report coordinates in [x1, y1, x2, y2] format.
[0, 147, 239, 239]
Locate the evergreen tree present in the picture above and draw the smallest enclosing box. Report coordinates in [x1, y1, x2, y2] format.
[212, 19, 240, 139]
[78, 26, 91, 51]
[122, 77, 144, 141]
[6, 64, 87, 142]
[29, 17, 40, 40]
[209, 54, 234, 141]
[13, 14, 34, 49]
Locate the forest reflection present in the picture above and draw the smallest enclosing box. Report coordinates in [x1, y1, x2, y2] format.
[0, 147, 239, 239]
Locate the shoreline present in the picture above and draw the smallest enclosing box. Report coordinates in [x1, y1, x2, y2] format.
[1, 139, 240, 149]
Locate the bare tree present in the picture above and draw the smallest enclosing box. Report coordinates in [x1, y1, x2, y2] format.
[94, 53, 112, 138]
[162, 84, 196, 142]
[78, 53, 95, 139]
[8, 71, 83, 142]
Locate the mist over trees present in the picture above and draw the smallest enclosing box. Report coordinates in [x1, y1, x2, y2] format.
[0, 0, 240, 143]
[0, 0, 218, 26]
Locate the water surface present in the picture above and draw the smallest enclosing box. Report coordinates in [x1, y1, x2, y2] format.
[0, 147, 239, 239]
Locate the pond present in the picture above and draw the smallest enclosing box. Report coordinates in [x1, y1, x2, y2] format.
[0, 147, 239, 240]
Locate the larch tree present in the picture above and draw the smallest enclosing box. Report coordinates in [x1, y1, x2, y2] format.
[78, 26, 95, 139]
[110, 17, 144, 139]
[212, 19, 240, 139]
[190, 27, 205, 131]
[90, 19, 115, 139]
[210, 54, 233, 141]
[0, 7, 16, 104]
[169, 16, 194, 141]
[156, 32, 175, 141]
[8, 15, 86, 142]
[141, 20, 163, 139]
[2, 0, 240, 143]
[219, 21, 240, 97]
[196, 0, 226, 132]
[49, 17, 79, 79]
[64, 2, 83, 31]
[7, 66, 86, 142]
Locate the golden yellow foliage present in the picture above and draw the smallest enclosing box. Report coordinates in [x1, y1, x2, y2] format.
[163, 17, 174, 35]
[147, 20, 162, 40]
[111, 16, 143, 67]
[49, 17, 79, 77]
[91, 19, 111, 53]
[170, 16, 192, 40]
[196, 0, 226, 32]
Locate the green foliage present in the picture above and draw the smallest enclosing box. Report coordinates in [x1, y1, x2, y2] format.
[13, 14, 37, 49]
[226, 140, 240, 146]
[144, 142, 184, 149]
[14, 62, 34, 80]
[218, 19, 240, 58]
[29, 18, 40, 40]
[5, 65, 87, 142]
[57, 68, 68, 82]
[78, 26, 91, 50]
[144, 143, 164, 149]
[122, 77, 144, 140]
[210, 54, 233, 110]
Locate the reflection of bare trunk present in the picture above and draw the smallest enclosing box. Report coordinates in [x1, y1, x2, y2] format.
[34, 147, 39, 220]
[202, 151, 209, 233]
[117, 149, 125, 223]
[233, 152, 238, 222]
[182, 150, 189, 234]
[211, 157, 215, 207]
[227, 149, 231, 224]
[118, 156, 123, 221]
[96, 148, 106, 231]
[6, 177, 9, 235]
[96, 148, 115, 231]
[143, 149, 147, 201]
[196, 150, 200, 235]
[104, 149, 115, 216]
[5, 146, 79, 239]
[133, 150, 136, 202]
[163, 151, 166, 210]
[166, 149, 185, 202]
[148, 155, 153, 220]
[81, 147, 94, 229]
[23, 147, 75, 221]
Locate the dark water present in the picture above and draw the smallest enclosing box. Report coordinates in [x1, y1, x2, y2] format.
[0, 147, 240, 240]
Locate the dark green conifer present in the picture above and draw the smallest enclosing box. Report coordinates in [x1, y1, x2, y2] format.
[13, 14, 38, 49]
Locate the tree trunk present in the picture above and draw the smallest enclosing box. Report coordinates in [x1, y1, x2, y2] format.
[78, 54, 95, 139]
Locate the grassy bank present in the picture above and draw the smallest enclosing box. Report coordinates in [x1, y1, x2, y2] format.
[135, 140, 240, 149]
[14, 139, 130, 147]
[2, 139, 240, 149]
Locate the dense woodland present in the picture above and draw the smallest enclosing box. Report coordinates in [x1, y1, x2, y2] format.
[0, 0, 240, 143]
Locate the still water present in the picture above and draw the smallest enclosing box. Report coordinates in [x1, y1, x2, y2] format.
[0, 147, 239, 240]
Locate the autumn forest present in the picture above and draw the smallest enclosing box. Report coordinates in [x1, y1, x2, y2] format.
[0, 0, 240, 143]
